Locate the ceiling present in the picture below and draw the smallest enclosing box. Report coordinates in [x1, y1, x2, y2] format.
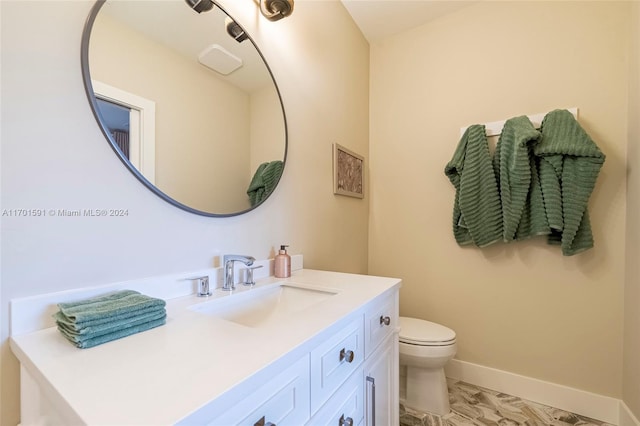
[340, 0, 477, 43]
[99, 1, 273, 93]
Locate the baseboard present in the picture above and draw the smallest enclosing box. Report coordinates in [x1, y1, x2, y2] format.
[620, 401, 640, 426]
[445, 359, 620, 425]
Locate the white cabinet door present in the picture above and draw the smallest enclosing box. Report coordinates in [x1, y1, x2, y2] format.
[363, 334, 397, 426]
[207, 355, 311, 426]
[307, 367, 364, 426]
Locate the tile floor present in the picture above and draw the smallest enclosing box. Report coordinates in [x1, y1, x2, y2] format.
[399, 380, 615, 426]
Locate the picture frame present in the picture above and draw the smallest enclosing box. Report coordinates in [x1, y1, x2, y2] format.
[333, 143, 364, 199]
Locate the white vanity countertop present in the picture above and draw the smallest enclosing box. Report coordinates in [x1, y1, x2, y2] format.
[10, 269, 401, 425]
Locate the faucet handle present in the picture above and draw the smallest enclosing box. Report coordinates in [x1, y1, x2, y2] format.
[243, 265, 264, 286]
[187, 276, 211, 297]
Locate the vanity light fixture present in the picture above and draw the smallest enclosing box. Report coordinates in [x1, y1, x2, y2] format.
[184, 0, 214, 14]
[260, 0, 294, 21]
[225, 17, 248, 43]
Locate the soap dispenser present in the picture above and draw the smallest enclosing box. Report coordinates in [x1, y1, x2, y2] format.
[274, 245, 291, 278]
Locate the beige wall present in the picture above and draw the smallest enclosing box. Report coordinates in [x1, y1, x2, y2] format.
[369, 1, 629, 397]
[91, 12, 252, 213]
[0, 0, 369, 424]
[624, 1, 640, 418]
[250, 84, 286, 176]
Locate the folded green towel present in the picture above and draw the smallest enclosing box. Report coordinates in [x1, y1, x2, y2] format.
[56, 308, 166, 338]
[59, 316, 167, 349]
[56, 290, 166, 326]
[536, 109, 605, 256]
[54, 290, 167, 349]
[247, 160, 284, 206]
[445, 124, 503, 247]
[54, 303, 164, 329]
[493, 116, 550, 241]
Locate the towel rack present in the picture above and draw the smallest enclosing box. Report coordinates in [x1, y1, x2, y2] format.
[460, 107, 579, 137]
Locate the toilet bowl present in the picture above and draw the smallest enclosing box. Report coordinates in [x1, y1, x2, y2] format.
[399, 316, 457, 416]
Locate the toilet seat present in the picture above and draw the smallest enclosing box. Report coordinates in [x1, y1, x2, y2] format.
[399, 317, 456, 346]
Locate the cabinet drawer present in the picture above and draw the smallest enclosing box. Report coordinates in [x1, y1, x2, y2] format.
[307, 367, 364, 426]
[207, 355, 310, 426]
[364, 295, 396, 358]
[310, 316, 364, 412]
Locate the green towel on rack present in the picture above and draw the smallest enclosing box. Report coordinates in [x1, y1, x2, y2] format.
[445, 124, 503, 247]
[535, 109, 605, 256]
[54, 290, 166, 349]
[247, 160, 284, 206]
[493, 116, 550, 241]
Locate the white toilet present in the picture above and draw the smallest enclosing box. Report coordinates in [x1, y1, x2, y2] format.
[399, 316, 457, 416]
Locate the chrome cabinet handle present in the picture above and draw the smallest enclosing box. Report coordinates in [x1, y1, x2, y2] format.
[380, 315, 391, 326]
[339, 348, 355, 363]
[254, 416, 275, 426]
[339, 414, 354, 426]
[366, 376, 376, 426]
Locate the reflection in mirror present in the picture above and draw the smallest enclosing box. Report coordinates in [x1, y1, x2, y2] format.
[82, 0, 287, 216]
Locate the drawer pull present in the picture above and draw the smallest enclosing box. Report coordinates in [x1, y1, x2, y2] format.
[339, 348, 355, 363]
[254, 416, 275, 426]
[380, 315, 391, 326]
[339, 414, 354, 426]
[366, 376, 376, 426]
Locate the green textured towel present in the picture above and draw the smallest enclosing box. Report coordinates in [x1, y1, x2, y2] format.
[54, 303, 164, 329]
[56, 308, 166, 338]
[59, 316, 166, 349]
[445, 125, 503, 247]
[535, 109, 605, 256]
[54, 290, 167, 349]
[56, 290, 166, 325]
[247, 160, 284, 206]
[493, 116, 550, 241]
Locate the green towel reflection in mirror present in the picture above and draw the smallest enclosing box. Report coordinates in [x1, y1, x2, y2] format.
[247, 160, 284, 206]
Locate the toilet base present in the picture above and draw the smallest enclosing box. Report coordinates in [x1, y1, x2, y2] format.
[405, 365, 450, 416]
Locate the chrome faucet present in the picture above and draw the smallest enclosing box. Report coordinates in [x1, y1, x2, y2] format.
[223, 255, 255, 291]
[194, 276, 211, 297]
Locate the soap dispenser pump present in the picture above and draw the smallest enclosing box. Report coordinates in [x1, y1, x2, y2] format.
[274, 245, 291, 278]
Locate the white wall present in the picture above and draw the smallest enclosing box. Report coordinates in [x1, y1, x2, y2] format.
[250, 84, 286, 177]
[369, 1, 629, 398]
[0, 0, 370, 424]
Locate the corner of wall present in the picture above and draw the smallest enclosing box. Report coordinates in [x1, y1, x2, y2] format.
[623, 0, 640, 421]
[620, 400, 640, 426]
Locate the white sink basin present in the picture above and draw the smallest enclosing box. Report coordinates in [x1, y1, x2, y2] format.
[189, 283, 339, 327]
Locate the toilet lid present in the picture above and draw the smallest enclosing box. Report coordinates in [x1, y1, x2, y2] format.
[399, 317, 456, 345]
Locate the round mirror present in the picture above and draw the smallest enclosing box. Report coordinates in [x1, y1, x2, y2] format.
[81, 0, 287, 216]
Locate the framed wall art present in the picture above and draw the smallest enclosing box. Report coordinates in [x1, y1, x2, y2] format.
[333, 143, 364, 199]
